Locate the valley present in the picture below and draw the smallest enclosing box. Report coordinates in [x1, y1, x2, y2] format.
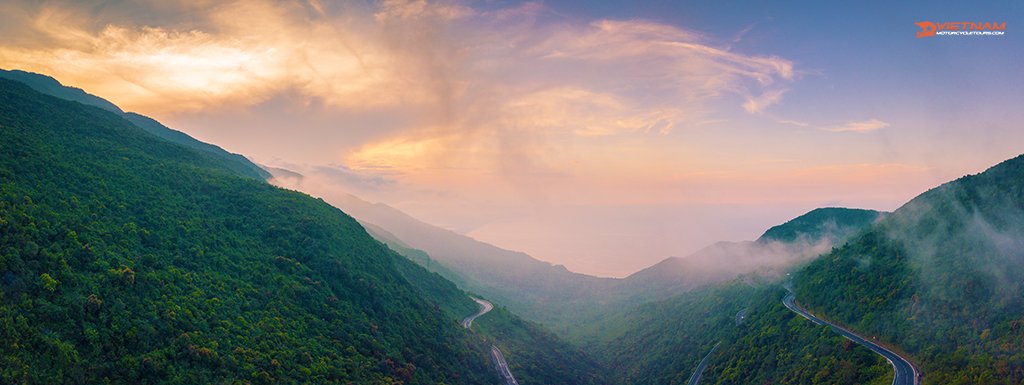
[0, 1, 1020, 379]
[460, 298, 519, 385]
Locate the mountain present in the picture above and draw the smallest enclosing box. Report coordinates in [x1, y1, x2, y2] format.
[361, 221, 472, 289]
[0, 78, 604, 384]
[596, 281, 893, 385]
[0, 69, 270, 180]
[0, 69, 124, 114]
[470, 304, 609, 384]
[758, 207, 883, 243]
[121, 113, 270, 180]
[596, 155, 1024, 384]
[0, 77, 496, 384]
[794, 154, 1024, 384]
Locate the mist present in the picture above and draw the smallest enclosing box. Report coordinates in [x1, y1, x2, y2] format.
[883, 166, 1024, 315]
[618, 214, 879, 303]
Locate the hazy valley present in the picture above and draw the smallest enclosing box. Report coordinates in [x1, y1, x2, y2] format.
[1, 2, 1021, 384]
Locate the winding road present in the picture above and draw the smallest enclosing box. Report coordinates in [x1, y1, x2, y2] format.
[461, 297, 494, 328]
[491, 345, 519, 385]
[462, 297, 519, 385]
[686, 309, 746, 384]
[686, 342, 721, 385]
[783, 292, 920, 385]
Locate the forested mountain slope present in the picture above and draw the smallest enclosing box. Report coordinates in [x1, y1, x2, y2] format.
[0, 77, 503, 384]
[596, 281, 892, 385]
[758, 207, 882, 243]
[594, 157, 1024, 384]
[0, 78, 611, 384]
[0, 69, 269, 180]
[795, 154, 1024, 384]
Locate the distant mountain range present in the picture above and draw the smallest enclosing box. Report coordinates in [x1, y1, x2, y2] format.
[276, 173, 886, 335]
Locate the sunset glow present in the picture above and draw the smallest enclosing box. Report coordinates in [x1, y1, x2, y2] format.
[3, 0, 1021, 276]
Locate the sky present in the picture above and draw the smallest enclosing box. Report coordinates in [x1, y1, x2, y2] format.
[1, 0, 1022, 277]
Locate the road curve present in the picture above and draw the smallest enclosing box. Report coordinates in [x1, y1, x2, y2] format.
[461, 297, 494, 328]
[491, 345, 520, 385]
[686, 342, 721, 385]
[461, 297, 519, 385]
[783, 292, 920, 385]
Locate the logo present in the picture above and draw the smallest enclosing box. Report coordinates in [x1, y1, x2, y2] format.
[916, 21, 1006, 38]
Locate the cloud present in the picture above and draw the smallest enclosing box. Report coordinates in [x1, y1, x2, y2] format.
[778, 119, 810, 127]
[374, 0, 475, 22]
[501, 87, 682, 136]
[0, 0, 796, 118]
[525, 19, 794, 102]
[0, 0, 448, 112]
[261, 159, 400, 200]
[824, 118, 890, 133]
[743, 89, 788, 113]
[0, 0, 809, 205]
[338, 5, 798, 181]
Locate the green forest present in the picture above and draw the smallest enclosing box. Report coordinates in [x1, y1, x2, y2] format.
[2, 67, 1023, 384]
[794, 155, 1024, 384]
[583, 156, 1024, 384]
[0, 77, 497, 384]
[472, 305, 607, 384]
[0, 78, 600, 384]
[594, 281, 892, 385]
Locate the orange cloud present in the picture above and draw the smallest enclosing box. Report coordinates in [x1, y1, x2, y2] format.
[0, 1, 454, 113]
[0, 0, 796, 122]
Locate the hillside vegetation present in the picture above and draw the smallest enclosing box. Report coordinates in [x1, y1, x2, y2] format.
[0, 77, 609, 384]
[0, 69, 269, 180]
[795, 155, 1024, 384]
[597, 281, 892, 385]
[0, 77, 508, 384]
[593, 157, 1024, 384]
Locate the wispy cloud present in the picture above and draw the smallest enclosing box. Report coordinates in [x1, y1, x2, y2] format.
[0, 0, 812, 221]
[824, 118, 890, 133]
[0, 0, 795, 124]
[778, 119, 810, 127]
[743, 89, 788, 113]
[0, 0, 1001, 278]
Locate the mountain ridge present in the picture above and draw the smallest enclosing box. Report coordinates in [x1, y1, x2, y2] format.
[0, 68, 270, 180]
